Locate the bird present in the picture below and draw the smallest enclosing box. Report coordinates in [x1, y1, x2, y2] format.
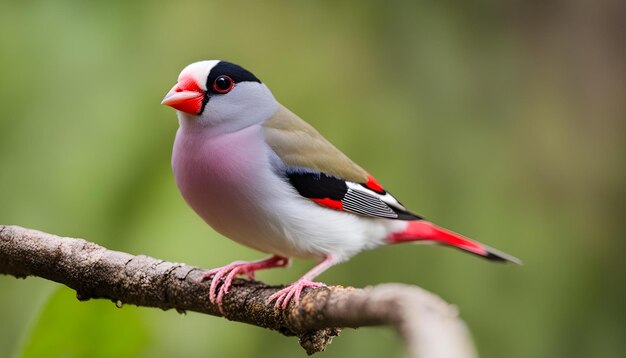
[161, 60, 521, 311]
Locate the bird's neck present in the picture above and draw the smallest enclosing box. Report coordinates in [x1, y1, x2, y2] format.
[177, 108, 277, 139]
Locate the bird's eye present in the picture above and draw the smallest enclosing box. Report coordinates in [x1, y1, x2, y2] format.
[213, 75, 234, 94]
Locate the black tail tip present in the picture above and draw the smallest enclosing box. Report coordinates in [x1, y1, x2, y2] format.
[483, 245, 523, 265]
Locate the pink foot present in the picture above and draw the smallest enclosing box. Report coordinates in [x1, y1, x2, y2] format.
[268, 279, 325, 309]
[200, 256, 289, 314]
[201, 261, 249, 309]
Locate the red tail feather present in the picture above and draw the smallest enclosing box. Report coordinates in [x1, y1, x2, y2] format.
[390, 220, 521, 264]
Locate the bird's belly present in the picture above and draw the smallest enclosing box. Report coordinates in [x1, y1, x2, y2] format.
[172, 125, 317, 258]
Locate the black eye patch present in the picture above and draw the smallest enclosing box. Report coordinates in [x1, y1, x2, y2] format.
[206, 61, 261, 93]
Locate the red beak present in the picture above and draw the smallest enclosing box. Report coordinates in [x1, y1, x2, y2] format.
[161, 76, 204, 114]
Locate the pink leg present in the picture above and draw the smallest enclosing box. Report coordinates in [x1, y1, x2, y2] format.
[268, 255, 335, 309]
[201, 255, 290, 313]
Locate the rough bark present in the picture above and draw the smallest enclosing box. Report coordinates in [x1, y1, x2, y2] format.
[0, 225, 476, 357]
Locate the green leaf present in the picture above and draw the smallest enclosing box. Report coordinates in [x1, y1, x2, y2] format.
[21, 287, 149, 358]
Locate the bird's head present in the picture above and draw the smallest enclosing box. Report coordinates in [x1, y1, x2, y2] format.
[162, 60, 278, 132]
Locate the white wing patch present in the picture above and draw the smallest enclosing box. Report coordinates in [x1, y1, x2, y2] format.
[346, 182, 409, 213]
[342, 187, 398, 218]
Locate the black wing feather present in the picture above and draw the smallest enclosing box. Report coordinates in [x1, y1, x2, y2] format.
[285, 169, 421, 220]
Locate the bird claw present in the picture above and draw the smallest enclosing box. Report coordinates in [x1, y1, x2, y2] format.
[200, 256, 290, 314]
[201, 261, 250, 314]
[267, 280, 325, 309]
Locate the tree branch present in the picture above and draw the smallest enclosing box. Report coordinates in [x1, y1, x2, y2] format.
[0, 225, 476, 357]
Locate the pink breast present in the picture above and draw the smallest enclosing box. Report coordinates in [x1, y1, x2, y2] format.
[171, 125, 267, 232]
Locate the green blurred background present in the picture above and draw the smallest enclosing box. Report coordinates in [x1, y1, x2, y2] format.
[1, 0, 625, 357]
